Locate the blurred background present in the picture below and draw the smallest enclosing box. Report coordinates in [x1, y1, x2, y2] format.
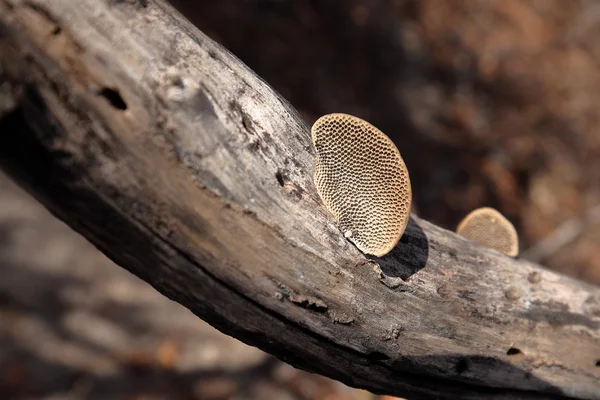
[1, 0, 599, 399]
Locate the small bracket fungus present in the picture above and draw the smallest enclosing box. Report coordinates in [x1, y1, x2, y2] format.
[311, 113, 412, 257]
[456, 207, 519, 257]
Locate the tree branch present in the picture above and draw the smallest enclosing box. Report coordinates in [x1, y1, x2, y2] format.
[0, 1, 598, 399]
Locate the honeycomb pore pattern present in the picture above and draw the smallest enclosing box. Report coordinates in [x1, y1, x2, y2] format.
[456, 207, 519, 257]
[312, 113, 412, 257]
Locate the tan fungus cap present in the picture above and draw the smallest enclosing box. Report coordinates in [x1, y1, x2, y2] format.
[456, 207, 519, 257]
[312, 113, 411, 257]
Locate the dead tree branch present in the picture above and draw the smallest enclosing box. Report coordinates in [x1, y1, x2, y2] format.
[0, 1, 598, 399]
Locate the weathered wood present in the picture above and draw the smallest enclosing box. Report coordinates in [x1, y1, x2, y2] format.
[0, 1, 598, 398]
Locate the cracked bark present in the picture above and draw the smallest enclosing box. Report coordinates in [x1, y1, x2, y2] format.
[0, 0, 599, 399]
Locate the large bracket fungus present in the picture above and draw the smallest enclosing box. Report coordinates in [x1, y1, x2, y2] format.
[311, 113, 411, 257]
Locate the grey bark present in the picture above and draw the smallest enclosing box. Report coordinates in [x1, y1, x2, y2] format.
[0, 0, 599, 399]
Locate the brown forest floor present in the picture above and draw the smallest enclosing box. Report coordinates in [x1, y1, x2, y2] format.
[1, 1, 599, 399]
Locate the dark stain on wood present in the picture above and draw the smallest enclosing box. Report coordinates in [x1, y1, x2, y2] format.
[521, 307, 599, 330]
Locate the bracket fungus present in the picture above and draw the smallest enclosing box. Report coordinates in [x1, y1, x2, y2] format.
[311, 113, 412, 257]
[456, 207, 519, 257]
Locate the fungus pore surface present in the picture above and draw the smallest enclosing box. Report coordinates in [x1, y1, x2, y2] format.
[456, 207, 519, 257]
[311, 113, 411, 257]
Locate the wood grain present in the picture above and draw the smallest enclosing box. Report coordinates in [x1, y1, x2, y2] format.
[0, 1, 598, 398]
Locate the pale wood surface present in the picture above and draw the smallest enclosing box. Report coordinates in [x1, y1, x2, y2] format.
[0, 1, 599, 398]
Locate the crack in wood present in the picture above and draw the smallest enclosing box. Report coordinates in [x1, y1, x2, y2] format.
[273, 280, 328, 313]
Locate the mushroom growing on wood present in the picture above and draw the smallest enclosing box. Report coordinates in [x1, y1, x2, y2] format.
[311, 113, 411, 257]
[456, 207, 519, 257]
